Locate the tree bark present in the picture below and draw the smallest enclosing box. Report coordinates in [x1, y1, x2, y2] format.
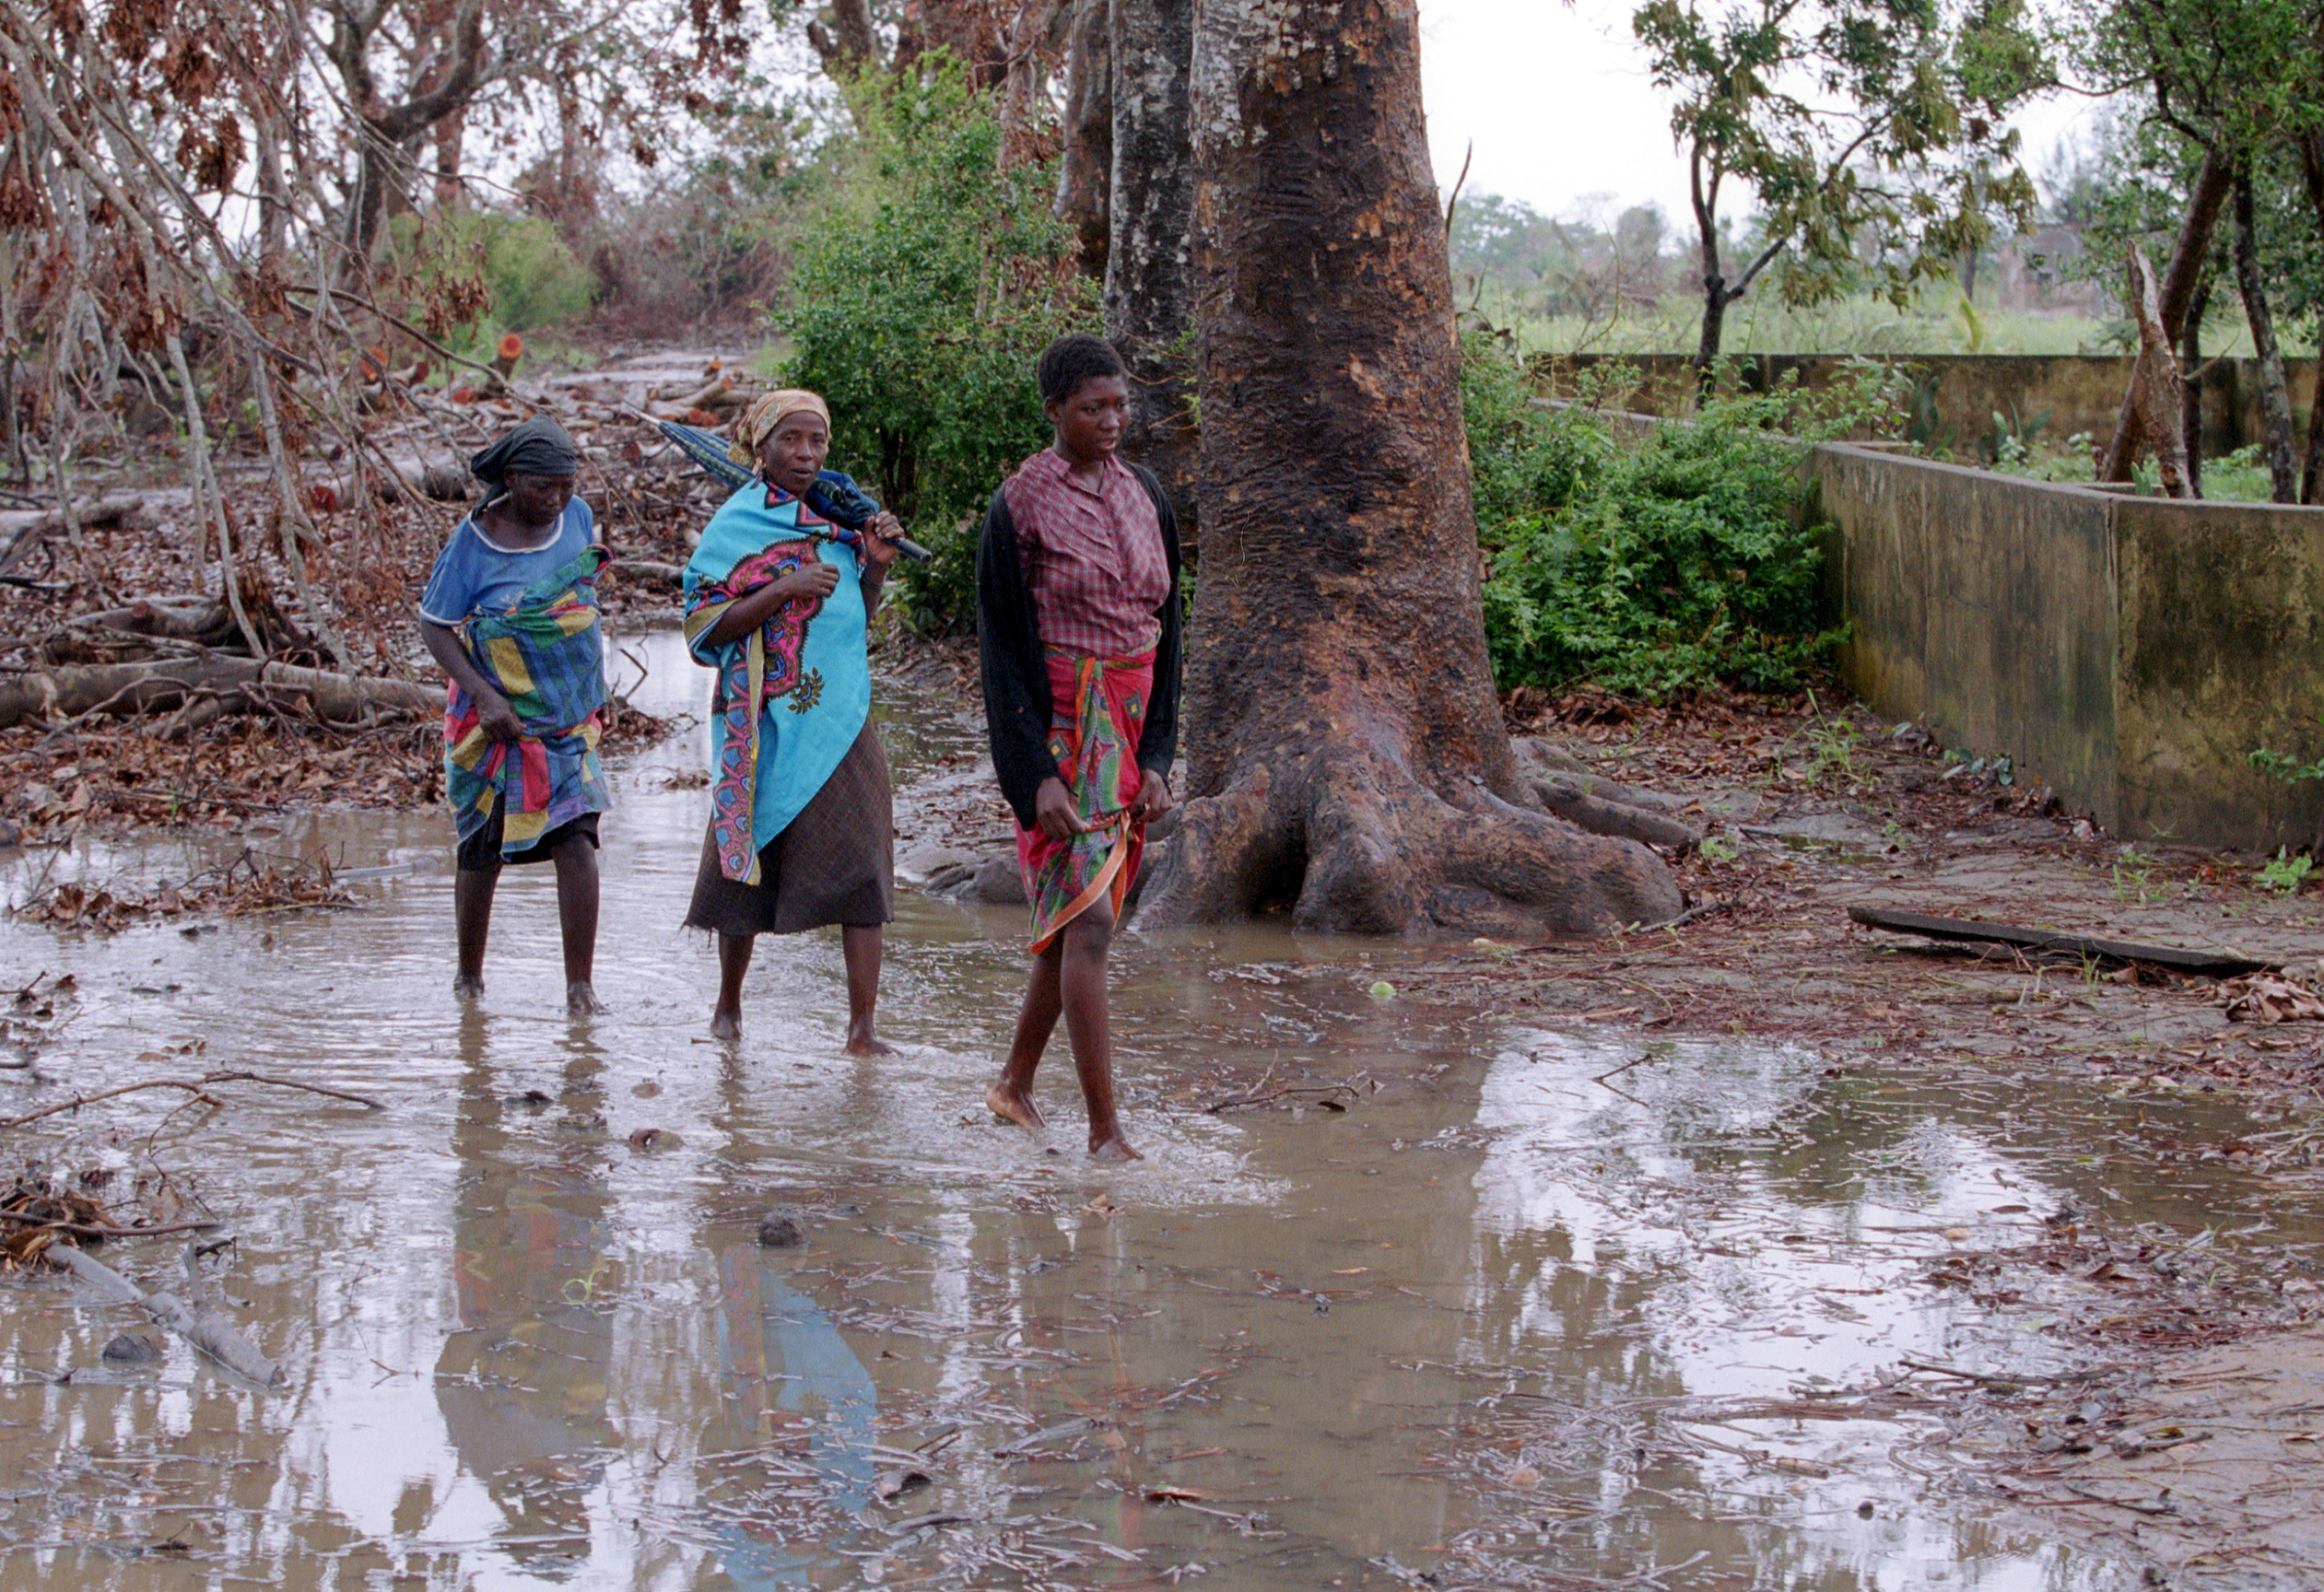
[2126, 243, 2192, 500]
[1103, 0, 1196, 533]
[2179, 273, 2208, 497]
[1139, 0, 1681, 939]
[1055, 0, 1113, 275]
[2100, 149, 2232, 483]
[2229, 164, 2298, 503]
[2303, 329, 2324, 506]
[2296, 132, 2324, 504]
[998, 0, 1068, 168]
[326, 0, 491, 266]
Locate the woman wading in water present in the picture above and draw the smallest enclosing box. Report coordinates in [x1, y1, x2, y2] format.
[417, 416, 611, 1016]
[682, 391, 903, 1050]
[977, 335, 1183, 1161]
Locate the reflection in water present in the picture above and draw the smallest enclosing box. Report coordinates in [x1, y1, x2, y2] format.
[433, 1018, 622, 1573]
[0, 629, 2288, 1589]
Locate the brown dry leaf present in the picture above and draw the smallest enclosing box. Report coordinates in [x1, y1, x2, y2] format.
[2222, 974, 2324, 1024]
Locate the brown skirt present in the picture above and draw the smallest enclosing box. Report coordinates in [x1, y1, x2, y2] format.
[683, 719, 894, 937]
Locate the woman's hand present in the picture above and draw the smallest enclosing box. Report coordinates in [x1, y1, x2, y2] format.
[860, 510, 904, 571]
[773, 562, 841, 603]
[1034, 777, 1087, 841]
[1129, 769, 1172, 824]
[475, 690, 525, 743]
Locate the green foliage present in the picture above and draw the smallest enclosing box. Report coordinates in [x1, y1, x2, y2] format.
[1470, 335, 1899, 698]
[1631, 0, 2048, 359]
[387, 209, 597, 353]
[775, 55, 1095, 635]
[2251, 745, 2324, 785]
[1980, 400, 2051, 466]
[2259, 848, 2317, 896]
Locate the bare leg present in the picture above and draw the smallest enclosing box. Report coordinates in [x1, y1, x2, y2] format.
[453, 866, 497, 1000]
[553, 837, 605, 1015]
[840, 924, 893, 1055]
[1055, 904, 1139, 1160]
[988, 940, 1063, 1130]
[711, 932, 753, 1040]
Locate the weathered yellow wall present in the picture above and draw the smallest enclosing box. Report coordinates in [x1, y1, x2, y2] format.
[1814, 447, 2122, 828]
[2114, 498, 2324, 850]
[1814, 442, 2324, 849]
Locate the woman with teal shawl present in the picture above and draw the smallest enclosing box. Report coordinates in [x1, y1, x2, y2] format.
[683, 391, 903, 1049]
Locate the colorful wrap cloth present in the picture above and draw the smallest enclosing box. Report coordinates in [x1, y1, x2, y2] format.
[684, 482, 872, 885]
[444, 543, 611, 860]
[1017, 647, 1154, 954]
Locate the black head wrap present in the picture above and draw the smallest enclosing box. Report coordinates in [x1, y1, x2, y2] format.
[469, 416, 580, 487]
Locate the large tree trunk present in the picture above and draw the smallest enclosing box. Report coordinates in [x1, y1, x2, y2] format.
[2229, 164, 2299, 503]
[1136, 0, 1681, 939]
[2100, 149, 2232, 483]
[2127, 243, 2193, 500]
[2297, 133, 2324, 504]
[1103, 0, 1197, 532]
[1055, 0, 1113, 274]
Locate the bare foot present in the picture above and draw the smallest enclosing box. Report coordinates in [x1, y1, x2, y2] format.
[709, 1007, 742, 1042]
[453, 973, 485, 1001]
[986, 1081, 1045, 1130]
[1089, 1130, 1144, 1163]
[567, 981, 607, 1016]
[844, 1024, 895, 1058]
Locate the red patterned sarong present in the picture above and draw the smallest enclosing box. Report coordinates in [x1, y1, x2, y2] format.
[1017, 648, 1153, 954]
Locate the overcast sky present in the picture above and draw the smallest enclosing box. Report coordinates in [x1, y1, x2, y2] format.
[1414, 0, 2107, 229]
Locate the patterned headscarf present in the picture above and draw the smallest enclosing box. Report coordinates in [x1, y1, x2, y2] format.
[469, 415, 580, 486]
[728, 390, 832, 470]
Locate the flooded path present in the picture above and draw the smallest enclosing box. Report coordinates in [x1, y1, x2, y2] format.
[0, 630, 2313, 1589]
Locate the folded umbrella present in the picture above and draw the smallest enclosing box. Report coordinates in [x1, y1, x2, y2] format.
[652, 419, 932, 563]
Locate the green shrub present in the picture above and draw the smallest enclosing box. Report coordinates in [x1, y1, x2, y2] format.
[386, 209, 597, 356]
[776, 56, 1094, 634]
[1470, 340, 1896, 698]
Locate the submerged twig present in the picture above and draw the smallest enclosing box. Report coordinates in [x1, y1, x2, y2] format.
[0, 1068, 383, 1129]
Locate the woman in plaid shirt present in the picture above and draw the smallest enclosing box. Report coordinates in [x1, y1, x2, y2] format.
[976, 335, 1184, 1161]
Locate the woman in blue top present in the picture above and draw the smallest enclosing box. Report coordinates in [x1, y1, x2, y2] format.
[682, 392, 902, 1048]
[417, 416, 611, 1016]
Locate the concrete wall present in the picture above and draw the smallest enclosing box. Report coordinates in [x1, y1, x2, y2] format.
[1813, 444, 2324, 851]
[1555, 353, 2318, 461]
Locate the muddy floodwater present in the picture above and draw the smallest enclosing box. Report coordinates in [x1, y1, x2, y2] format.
[2, 631, 2316, 1590]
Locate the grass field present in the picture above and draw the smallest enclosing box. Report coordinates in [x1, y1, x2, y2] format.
[1476, 285, 2271, 360]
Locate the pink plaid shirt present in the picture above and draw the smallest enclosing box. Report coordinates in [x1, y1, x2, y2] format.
[1003, 450, 1172, 659]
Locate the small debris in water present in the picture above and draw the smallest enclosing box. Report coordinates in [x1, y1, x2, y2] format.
[874, 1467, 931, 1502]
[100, 1331, 164, 1364]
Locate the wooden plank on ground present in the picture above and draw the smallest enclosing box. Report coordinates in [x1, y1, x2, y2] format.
[1847, 907, 2277, 977]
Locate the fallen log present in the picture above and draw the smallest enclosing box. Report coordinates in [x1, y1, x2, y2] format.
[52, 1243, 286, 1389]
[1848, 907, 2275, 977]
[41, 598, 234, 661]
[0, 657, 442, 730]
[309, 453, 470, 513]
[0, 495, 148, 572]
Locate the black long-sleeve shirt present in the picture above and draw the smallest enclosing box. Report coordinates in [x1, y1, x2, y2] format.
[974, 462, 1183, 829]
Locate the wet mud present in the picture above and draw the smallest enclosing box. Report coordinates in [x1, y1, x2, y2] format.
[1, 634, 2319, 1589]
